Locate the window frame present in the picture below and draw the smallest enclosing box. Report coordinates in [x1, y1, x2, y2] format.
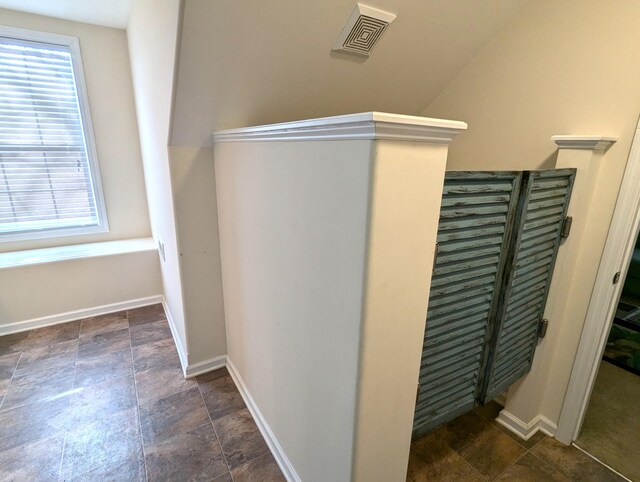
[0, 25, 108, 243]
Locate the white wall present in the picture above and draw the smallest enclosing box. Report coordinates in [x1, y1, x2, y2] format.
[423, 0, 640, 427]
[0, 8, 152, 253]
[127, 0, 188, 357]
[216, 140, 372, 481]
[169, 146, 227, 363]
[0, 251, 161, 327]
[352, 141, 447, 481]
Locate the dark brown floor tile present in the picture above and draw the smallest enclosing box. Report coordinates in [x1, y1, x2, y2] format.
[140, 386, 210, 447]
[213, 408, 269, 470]
[409, 432, 485, 482]
[532, 438, 626, 482]
[69, 374, 137, 426]
[70, 448, 146, 482]
[232, 451, 285, 482]
[0, 379, 9, 402]
[132, 337, 181, 373]
[0, 352, 21, 385]
[0, 396, 70, 452]
[0, 353, 20, 402]
[135, 363, 196, 405]
[0, 434, 65, 481]
[495, 423, 547, 450]
[130, 320, 172, 347]
[74, 347, 134, 387]
[474, 400, 503, 421]
[1, 365, 74, 410]
[197, 366, 230, 383]
[24, 320, 81, 348]
[127, 303, 166, 327]
[78, 328, 131, 358]
[60, 407, 142, 480]
[198, 373, 246, 420]
[495, 452, 569, 481]
[438, 411, 525, 479]
[14, 338, 78, 377]
[145, 422, 228, 482]
[0, 331, 30, 356]
[211, 474, 233, 482]
[80, 311, 128, 339]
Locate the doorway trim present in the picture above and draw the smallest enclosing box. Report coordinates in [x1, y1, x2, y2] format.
[556, 117, 640, 443]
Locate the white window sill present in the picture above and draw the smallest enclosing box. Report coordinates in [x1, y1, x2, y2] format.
[0, 238, 157, 270]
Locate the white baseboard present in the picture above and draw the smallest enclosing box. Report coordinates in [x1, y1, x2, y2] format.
[160, 298, 226, 379]
[226, 358, 300, 482]
[185, 355, 227, 378]
[496, 409, 558, 440]
[0, 295, 163, 336]
[161, 297, 189, 375]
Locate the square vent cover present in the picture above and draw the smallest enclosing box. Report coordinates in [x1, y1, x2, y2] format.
[333, 3, 396, 57]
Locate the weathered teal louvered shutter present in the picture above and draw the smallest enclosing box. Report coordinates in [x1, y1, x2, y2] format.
[413, 172, 522, 437]
[480, 169, 576, 402]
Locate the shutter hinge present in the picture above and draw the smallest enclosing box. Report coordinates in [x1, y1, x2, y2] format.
[432, 243, 439, 274]
[613, 271, 621, 285]
[561, 216, 573, 239]
[538, 318, 549, 339]
[416, 383, 421, 405]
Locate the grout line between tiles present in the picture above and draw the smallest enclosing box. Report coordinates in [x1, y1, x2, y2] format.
[197, 380, 234, 481]
[58, 324, 81, 481]
[0, 351, 21, 412]
[572, 443, 632, 482]
[127, 313, 150, 482]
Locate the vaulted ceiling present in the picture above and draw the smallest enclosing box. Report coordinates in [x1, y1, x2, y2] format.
[0, 0, 132, 28]
[171, 0, 529, 145]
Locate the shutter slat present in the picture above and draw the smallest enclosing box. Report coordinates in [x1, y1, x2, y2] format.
[481, 169, 575, 402]
[413, 172, 521, 437]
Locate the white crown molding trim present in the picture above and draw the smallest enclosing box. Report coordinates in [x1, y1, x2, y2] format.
[552, 135, 618, 150]
[496, 410, 557, 441]
[213, 112, 467, 144]
[184, 355, 227, 378]
[161, 297, 189, 375]
[0, 295, 163, 336]
[227, 358, 301, 482]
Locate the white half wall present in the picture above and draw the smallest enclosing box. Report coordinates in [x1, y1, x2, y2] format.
[214, 113, 463, 481]
[216, 139, 372, 481]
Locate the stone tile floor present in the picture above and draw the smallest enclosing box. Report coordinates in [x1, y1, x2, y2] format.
[0, 304, 285, 481]
[407, 401, 627, 481]
[576, 361, 640, 481]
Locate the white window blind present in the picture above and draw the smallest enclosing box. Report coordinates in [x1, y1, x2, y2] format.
[0, 30, 107, 241]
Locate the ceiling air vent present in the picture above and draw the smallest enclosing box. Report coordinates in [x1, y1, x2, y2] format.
[333, 3, 396, 57]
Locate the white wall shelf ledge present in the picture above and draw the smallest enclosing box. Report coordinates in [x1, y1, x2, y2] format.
[552, 135, 618, 150]
[0, 237, 157, 269]
[213, 111, 467, 144]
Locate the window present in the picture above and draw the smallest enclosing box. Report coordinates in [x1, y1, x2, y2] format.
[0, 26, 107, 242]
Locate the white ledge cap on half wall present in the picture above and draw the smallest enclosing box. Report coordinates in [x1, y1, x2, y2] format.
[552, 135, 618, 150]
[212, 112, 468, 144]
